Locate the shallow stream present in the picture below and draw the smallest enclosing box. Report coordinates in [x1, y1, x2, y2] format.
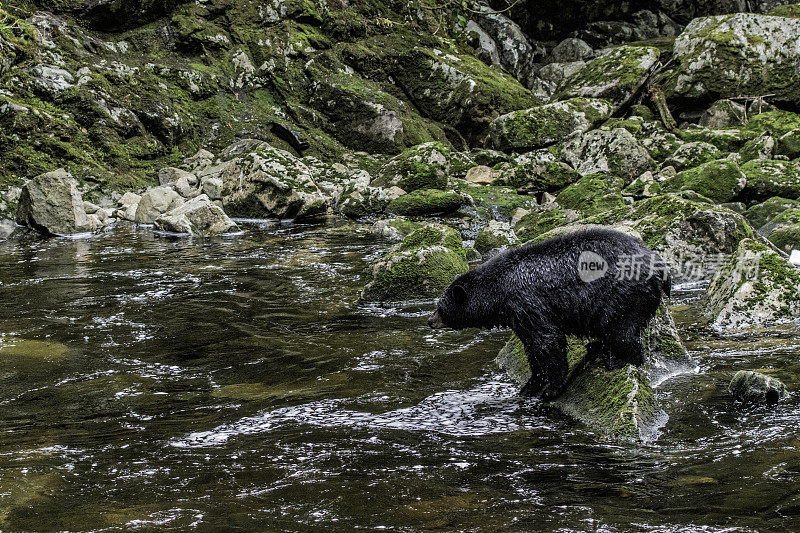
[0, 221, 798, 531]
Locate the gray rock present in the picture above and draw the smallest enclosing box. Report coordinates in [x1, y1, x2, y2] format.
[220, 140, 327, 220]
[729, 370, 788, 405]
[562, 128, 655, 183]
[0, 219, 15, 240]
[465, 20, 501, 67]
[704, 238, 800, 331]
[699, 100, 747, 129]
[473, 5, 546, 83]
[183, 149, 215, 172]
[551, 38, 593, 63]
[15, 169, 91, 235]
[668, 13, 800, 105]
[173, 175, 200, 199]
[154, 194, 239, 236]
[201, 177, 224, 200]
[134, 187, 184, 224]
[158, 167, 196, 187]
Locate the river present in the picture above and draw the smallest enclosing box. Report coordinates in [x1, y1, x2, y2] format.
[0, 220, 798, 531]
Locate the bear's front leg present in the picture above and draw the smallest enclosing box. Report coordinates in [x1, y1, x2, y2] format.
[604, 320, 646, 370]
[519, 331, 569, 401]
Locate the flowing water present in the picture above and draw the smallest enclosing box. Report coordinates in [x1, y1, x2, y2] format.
[0, 220, 799, 531]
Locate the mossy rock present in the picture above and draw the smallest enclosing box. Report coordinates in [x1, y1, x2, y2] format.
[514, 208, 578, 243]
[562, 128, 655, 185]
[662, 142, 722, 171]
[361, 224, 468, 301]
[554, 45, 661, 112]
[704, 238, 800, 330]
[583, 194, 753, 280]
[677, 128, 757, 152]
[386, 189, 467, 217]
[745, 196, 800, 231]
[371, 217, 427, 242]
[740, 159, 800, 202]
[744, 110, 800, 137]
[555, 174, 627, 217]
[473, 221, 518, 254]
[665, 14, 800, 105]
[455, 183, 536, 222]
[0, 336, 68, 360]
[740, 132, 777, 163]
[494, 150, 581, 192]
[660, 159, 746, 203]
[768, 4, 800, 18]
[489, 97, 612, 151]
[373, 142, 452, 192]
[495, 304, 687, 440]
[767, 223, 800, 253]
[776, 129, 800, 159]
[729, 370, 788, 405]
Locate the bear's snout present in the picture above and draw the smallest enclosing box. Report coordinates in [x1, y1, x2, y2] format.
[428, 309, 445, 329]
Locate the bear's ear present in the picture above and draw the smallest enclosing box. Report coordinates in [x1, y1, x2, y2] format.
[452, 285, 467, 306]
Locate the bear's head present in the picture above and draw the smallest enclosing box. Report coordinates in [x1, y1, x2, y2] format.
[428, 266, 506, 331]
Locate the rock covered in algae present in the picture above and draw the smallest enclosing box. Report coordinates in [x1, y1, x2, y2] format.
[729, 370, 788, 405]
[496, 304, 691, 440]
[361, 223, 468, 301]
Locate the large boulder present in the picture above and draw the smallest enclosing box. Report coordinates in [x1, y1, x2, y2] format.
[220, 141, 327, 220]
[385, 190, 469, 217]
[361, 224, 468, 301]
[554, 174, 626, 217]
[154, 195, 239, 236]
[134, 187, 184, 224]
[554, 45, 661, 112]
[471, 5, 545, 83]
[489, 98, 612, 151]
[496, 304, 691, 440]
[660, 159, 747, 203]
[15, 169, 91, 235]
[667, 13, 800, 105]
[562, 128, 655, 184]
[372, 142, 451, 192]
[704, 238, 800, 331]
[739, 160, 800, 202]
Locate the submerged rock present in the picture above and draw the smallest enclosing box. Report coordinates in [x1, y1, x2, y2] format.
[729, 370, 788, 405]
[0, 219, 15, 240]
[154, 195, 239, 236]
[496, 304, 690, 440]
[361, 224, 468, 301]
[704, 238, 800, 331]
[15, 169, 91, 236]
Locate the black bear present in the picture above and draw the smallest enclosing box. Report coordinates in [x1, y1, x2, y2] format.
[428, 229, 670, 400]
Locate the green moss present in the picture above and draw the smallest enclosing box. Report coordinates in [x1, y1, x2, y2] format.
[515, 209, 572, 243]
[660, 159, 745, 202]
[745, 197, 799, 229]
[767, 224, 800, 253]
[769, 4, 800, 18]
[745, 110, 800, 137]
[386, 189, 466, 216]
[740, 159, 800, 202]
[677, 128, 757, 151]
[555, 174, 627, 216]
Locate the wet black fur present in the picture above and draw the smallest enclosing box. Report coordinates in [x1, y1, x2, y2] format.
[430, 229, 670, 400]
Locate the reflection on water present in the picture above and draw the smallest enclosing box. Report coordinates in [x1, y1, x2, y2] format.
[0, 221, 798, 531]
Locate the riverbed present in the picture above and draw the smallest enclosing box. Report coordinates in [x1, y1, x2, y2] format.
[0, 220, 798, 531]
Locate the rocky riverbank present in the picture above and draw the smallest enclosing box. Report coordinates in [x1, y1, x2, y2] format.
[3, 0, 800, 439]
